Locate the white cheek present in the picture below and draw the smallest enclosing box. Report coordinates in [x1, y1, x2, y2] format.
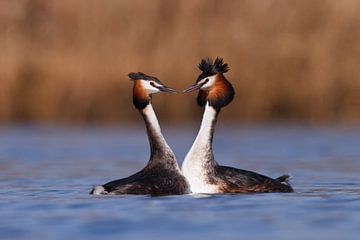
[147, 88, 160, 94]
[141, 80, 160, 94]
[200, 76, 216, 90]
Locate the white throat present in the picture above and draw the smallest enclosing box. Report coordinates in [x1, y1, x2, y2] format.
[142, 103, 181, 171]
[143, 103, 163, 137]
[182, 102, 219, 193]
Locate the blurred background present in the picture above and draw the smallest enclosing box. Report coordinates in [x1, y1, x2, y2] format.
[1, 2, 360, 239]
[1, 0, 360, 125]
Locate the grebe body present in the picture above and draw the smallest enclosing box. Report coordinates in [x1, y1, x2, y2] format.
[91, 72, 190, 195]
[182, 58, 293, 194]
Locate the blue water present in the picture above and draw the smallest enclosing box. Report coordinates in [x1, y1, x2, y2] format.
[0, 125, 360, 240]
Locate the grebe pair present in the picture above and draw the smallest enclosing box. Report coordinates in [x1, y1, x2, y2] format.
[91, 58, 293, 195]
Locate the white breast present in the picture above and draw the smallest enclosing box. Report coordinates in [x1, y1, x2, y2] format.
[182, 151, 220, 194]
[185, 174, 220, 194]
[182, 103, 220, 194]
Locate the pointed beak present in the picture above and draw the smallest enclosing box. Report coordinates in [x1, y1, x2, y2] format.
[158, 85, 178, 93]
[183, 82, 202, 93]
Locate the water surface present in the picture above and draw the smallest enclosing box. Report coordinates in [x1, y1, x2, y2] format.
[0, 125, 359, 239]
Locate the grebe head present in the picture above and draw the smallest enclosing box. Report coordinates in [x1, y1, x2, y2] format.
[183, 57, 235, 110]
[128, 72, 177, 110]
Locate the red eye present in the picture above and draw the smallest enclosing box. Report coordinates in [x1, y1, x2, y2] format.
[150, 82, 155, 87]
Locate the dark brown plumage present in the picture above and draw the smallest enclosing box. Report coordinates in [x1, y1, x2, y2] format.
[212, 166, 293, 193]
[99, 167, 190, 196]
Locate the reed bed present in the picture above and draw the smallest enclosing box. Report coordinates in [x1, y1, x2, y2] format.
[1, 0, 359, 124]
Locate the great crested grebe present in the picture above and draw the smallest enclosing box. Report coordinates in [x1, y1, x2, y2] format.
[181, 57, 293, 194]
[91, 72, 190, 195]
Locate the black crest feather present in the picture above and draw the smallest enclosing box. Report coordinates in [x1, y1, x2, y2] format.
[128, 72, 161, 84]
[197, 57, 229, 81]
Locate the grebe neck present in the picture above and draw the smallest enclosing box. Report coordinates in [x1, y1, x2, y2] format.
[183, 102, 219, 170]
[140, 103, 178, 170]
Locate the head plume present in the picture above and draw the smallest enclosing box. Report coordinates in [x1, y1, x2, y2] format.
[128, 72, 161, 84]
[198, 57, 229, 80]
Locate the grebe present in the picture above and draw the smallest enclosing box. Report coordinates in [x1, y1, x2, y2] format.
[91, 72, 190, 195]
[181, 57, 293, 194]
